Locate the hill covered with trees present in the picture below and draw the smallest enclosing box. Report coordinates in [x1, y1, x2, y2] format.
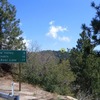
[0, 0, 100, 99]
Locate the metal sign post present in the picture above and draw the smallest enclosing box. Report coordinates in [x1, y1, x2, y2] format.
[11, 82, 14, 96]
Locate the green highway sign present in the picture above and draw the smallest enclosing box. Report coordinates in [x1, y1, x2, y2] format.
[0, 50, 26, 63]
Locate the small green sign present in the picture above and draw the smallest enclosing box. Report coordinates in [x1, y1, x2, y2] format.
[0, 50, 26, 63]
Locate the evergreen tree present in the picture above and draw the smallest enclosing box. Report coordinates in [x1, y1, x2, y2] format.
[70, 2, 100, 99]
[0, 0, 25, 50]
[81, 3, 100, 98]
[82, 2, 100, 47]
[70, 31, 93, 94]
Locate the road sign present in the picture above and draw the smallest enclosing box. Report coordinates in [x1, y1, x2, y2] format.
[0, 50, 26, 63]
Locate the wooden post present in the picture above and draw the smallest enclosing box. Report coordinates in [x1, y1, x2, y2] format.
[19, 63, 21, 91]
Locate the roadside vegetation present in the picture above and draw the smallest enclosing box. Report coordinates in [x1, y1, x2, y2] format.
[0, 0, 100, 99]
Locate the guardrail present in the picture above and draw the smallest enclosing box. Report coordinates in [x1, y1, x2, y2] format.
[0, 82, 20, 100]
[0, 92, 19, 100]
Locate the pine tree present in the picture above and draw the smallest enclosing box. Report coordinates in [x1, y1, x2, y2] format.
[70, 2, 100, 99]
[70, 31, 93, 94]
[80, 3, 100, 98]
[81, 2, 100, 47]
[0, 0, 25, 50]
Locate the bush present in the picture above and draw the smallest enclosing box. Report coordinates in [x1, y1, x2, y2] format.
[22, 52, 75, 96]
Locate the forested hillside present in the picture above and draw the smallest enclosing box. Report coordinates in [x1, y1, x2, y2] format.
[0, 0, 100, 100]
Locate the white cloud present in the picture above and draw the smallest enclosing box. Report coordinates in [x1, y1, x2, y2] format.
[94, 45, 100, 50]
[23, 38, 32, 48]
[47, 26, 58, 38]
[58, 36, 70, 42]
[49, 20, 55, 25]
[17, 35, 31, 47]
[46, 21, 67, 39]
[19, 22, 23, 26]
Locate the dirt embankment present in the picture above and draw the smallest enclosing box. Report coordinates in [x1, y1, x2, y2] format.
[0, 76, 77, 100]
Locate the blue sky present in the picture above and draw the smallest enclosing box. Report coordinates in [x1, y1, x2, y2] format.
[8, 0, 99, 51]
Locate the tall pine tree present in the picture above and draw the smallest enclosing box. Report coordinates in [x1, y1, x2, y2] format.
[82, 2, 100, 48]
[0, 0, 25, 50]
[70, 2, 100, 99]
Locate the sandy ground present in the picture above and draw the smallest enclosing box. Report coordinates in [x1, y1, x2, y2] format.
[0, 76, 77, 100]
